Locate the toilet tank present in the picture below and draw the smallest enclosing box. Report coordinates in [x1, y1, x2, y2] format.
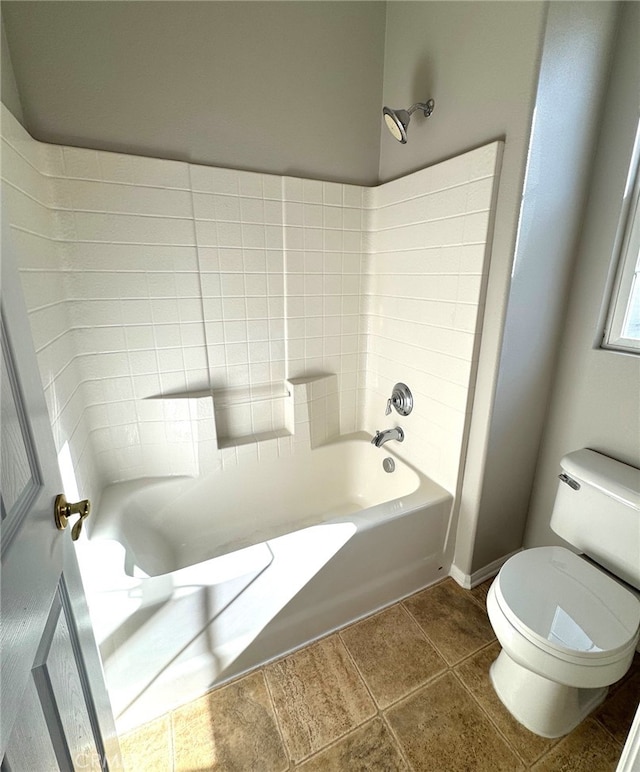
[551, 449, 640, 591]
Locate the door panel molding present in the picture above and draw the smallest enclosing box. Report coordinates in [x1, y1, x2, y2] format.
[0, 312, 42, 554]
[1, 186, 120, 769]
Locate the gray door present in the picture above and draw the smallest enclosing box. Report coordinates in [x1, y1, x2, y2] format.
[1, 195, 120, 770]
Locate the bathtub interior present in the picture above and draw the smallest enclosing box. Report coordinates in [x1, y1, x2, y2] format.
[79, 435, 452, 733]
[89, 433, 422, 577]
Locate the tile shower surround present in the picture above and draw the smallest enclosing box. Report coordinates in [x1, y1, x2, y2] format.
[1, 106, 500, 505]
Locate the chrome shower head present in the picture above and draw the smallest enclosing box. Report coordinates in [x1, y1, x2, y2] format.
[383, 99, 435, 143]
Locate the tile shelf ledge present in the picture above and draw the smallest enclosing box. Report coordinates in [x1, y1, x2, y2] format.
[147, 373, 337, 407]
[142, 373, 340, 450]
[216, 427, 292, 450]
[146, 382, 292, 406]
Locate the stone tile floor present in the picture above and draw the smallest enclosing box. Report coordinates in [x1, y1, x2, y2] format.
[119, 577, 639, 771]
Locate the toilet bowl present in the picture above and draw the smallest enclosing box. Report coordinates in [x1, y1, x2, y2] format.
[487, 546, 640, 737]
[486, 449, 640, 737]
[485, 448, 640, 737]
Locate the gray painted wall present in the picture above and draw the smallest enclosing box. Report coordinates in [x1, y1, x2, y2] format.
[378, 1, 545, 184]
[467, 1, 620, 573]
[524, 1, 640, 550]
[1, 1, 385, 185]
[1, 16, 23, 123]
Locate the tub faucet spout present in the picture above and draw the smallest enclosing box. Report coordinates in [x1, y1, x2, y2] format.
[371, 427, 404, 447]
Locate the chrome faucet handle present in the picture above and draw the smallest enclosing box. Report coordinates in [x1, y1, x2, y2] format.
[386, 383, 413, 416]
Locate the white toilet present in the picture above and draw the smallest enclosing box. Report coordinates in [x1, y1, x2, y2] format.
[486, 448, 640, 738]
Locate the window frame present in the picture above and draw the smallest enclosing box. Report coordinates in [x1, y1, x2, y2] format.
[602, 120, 640, 355]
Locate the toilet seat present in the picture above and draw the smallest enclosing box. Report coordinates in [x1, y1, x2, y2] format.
[493, 547, 640, 666]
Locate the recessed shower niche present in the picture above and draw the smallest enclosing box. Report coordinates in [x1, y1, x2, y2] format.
[209, 373, 339, 450]
[211, 382, 292, 448]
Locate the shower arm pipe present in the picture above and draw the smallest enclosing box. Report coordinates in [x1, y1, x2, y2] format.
[406, 100, 435, 118]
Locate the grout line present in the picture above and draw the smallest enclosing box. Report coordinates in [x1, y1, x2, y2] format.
[167, 711, 175, 772]
[336, 629, 378, 708]
[399, 604, 451, 666]
[592, 712, 627, 751]
[397, 600, 448, 656]
[289, 718, 382, 769]
[370, 339, 476, 369]
[8, 223, 198, 248]
[56, 207, 195, 222]
[367, 240, 489, 254]
[527, 717, 626, 770]
[369, 174, 495, 210]
[364, 295, 480, 308]
[379, 711, 415, 771]
[528, 734, 567, 770]
[371, 208, 490, 233]
[0, 173, 52, 204]
[20, 267, 199, 274]
[379, 670, 450, 719]
[259, 667, 294, 770]
[449, 667, 537, 769]
[367, 664, 450, 715]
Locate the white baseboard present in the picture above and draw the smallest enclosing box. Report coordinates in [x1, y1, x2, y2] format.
[617, 702, 640, 772]
[450, 549, 522, 589]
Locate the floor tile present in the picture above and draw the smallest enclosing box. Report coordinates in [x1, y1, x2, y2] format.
[119, 714, 172, 772]
[469, 577, 493, 610]
[455, 641, 558, 765]
[386, 672, 524, 771]
[171, 670, 287, 772]
[593, 656, 640, 745]
[531, 718, 622, 771]
[296, 718, 409, 771]
[404, 579, 495, 665]
[264, 634, 376, 763]
[340, 604, 447, 708]
[117, 577, 637, 771]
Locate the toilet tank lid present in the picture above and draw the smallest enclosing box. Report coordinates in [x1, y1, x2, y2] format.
[561, 449, 640, 510]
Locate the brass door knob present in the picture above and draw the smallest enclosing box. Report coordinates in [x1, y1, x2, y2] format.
[54, 494, 91, 541]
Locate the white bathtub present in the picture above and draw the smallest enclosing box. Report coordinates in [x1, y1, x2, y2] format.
[78, 433, 452, 732]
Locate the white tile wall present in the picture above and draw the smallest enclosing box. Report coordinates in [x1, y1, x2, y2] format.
[191, 166, 287, 409]
[283, 177, 366, 436]
[1, 113, 104, 504]
[2, 104, 501, 498]
[362, 143, 502, 491]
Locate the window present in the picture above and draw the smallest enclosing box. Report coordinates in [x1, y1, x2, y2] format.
[602, 121, 640, 354]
